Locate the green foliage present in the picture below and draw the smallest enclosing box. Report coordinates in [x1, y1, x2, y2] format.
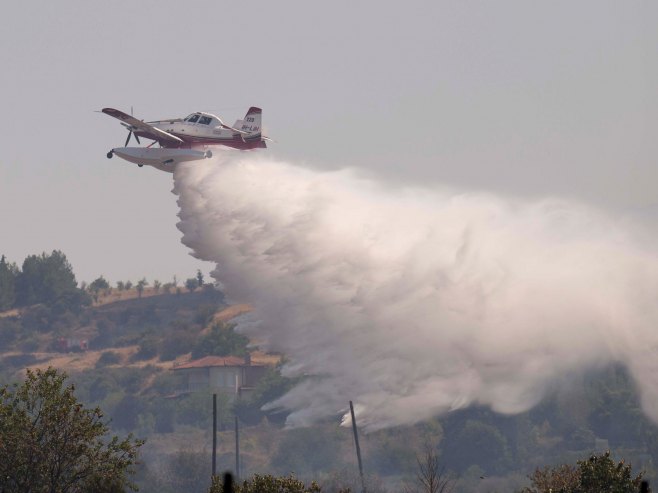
[114, 366, 158, 393]
[96, 350, 122, 368]
[161, 449, 210, 492]
[159, 327, 197, 361]
[136, 278, 148, 298]
[194, 304, 217, 325]
[0, 367, 143, 492]
[88, 374, 117, 402]
[196, 269, 204, 287]
[135, 333, 159, 360]
[192, 322, 249, 359]
[523, 451, 646, 493]
[89, 275, 110, 292]
[14, 250, 90, 311]
[576, 451, 644, 493]
[185, 277, 199, 293]
[175, 392, 231, 429]
[0, 255, 17, 310]
[234, 367, 296, 424]
[210, 473, 322, 493]
[150, 372, 181, 395]
[112, 394, 146, 431]
[20, 303, 52, 332]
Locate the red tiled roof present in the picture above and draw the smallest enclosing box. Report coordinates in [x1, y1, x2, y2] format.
[173, 355, 264, 370]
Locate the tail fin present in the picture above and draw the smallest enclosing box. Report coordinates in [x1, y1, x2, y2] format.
[233, 107, 262, 137]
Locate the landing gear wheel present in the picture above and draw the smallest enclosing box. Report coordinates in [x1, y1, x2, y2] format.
[106, 151, 113, 159]
[138, 164, 143, 167]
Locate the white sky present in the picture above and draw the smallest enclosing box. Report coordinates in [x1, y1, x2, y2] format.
[1, 1, 656, 284]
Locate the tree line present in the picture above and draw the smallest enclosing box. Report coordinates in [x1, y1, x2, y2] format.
[0, 251, 90, 312]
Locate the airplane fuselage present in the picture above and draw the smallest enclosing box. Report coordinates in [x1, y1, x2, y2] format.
[142, 112, 265, 150]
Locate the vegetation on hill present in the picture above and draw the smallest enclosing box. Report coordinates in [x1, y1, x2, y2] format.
[1, 250, 658, 492]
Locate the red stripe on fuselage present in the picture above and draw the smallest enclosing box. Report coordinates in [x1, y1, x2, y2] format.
[133, 131, 265, 150]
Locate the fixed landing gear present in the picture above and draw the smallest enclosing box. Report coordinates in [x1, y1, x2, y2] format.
[106, 150, 113, 159]
[138, 164, 143, 167]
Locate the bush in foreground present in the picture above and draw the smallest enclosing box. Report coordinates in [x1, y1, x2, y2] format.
[0, 367, 143, 492]
[210, 473, 322, 493]
[522, 450, 647, 493]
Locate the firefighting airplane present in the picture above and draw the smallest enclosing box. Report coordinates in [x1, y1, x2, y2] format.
[102, 106, 269, 172]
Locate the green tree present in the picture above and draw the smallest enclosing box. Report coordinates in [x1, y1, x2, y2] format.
[210, 473, 322, 493]
[89, 275, 110, 303]
[14, 250, 90, 311]
[15, 250, 75, 305]
[136, 278, 148, 298]
[185, 277, 199, 293]
[0, 255, 18, 310]
[192, 322, 249, 358]
[0, 367, 143, 492]
[523, 451, 646, 493]
[89, 275, 110, 292]
[576, 451, 644, 493]
[196, 269, 204, 287]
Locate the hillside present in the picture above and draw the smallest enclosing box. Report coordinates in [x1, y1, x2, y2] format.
[0, 282, 296, 492]
[2, 257, 658, 492]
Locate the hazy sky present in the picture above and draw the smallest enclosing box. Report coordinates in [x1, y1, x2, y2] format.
[1, 1, 656, 284]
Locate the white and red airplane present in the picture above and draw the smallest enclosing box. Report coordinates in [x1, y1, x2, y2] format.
[102, 106, 269, 172]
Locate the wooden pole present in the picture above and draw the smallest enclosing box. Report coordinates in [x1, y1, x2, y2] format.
[349, 400, 366, 493]
[212, 393, 217, 478]
[235, 415, 240, 482]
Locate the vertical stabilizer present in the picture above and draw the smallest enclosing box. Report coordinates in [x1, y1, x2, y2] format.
[233, 107, 262, 137]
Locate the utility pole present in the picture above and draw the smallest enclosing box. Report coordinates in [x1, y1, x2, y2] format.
[235, 415, 240, 482]
[349, 400, 366, 493]
[212, 393, 217, 478]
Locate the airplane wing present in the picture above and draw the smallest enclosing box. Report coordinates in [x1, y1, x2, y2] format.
[102, 108, 183, 145]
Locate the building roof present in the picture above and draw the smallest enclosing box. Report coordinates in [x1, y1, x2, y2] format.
[173, 355, 265, 370]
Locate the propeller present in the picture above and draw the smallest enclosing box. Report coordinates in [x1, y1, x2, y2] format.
[123, 106, 141, 146]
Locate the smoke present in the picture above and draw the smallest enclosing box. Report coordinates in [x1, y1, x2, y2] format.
[174, 150, 658, 430]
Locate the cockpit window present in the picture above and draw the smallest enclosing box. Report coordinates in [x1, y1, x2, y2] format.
[187, 114, 200, 123]
[199, 116, 212, 125]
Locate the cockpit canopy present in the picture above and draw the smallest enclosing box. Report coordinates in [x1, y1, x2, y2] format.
[184, 113, 216, 125]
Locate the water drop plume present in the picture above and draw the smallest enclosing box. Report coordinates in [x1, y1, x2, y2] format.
[174, 150, 658, 430]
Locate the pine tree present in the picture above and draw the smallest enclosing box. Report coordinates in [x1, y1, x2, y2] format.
[0, 255, 17, 311]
